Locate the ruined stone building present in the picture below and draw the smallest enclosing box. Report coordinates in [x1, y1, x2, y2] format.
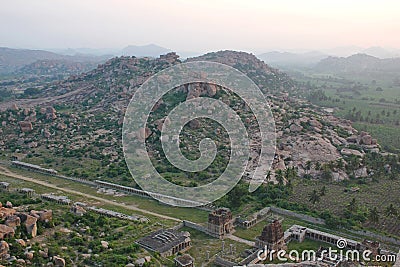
[207, 208, 234, 238]
[136, 229, 191, 257]
[174, 254, 195, 267]
[255, 220, 287, 252]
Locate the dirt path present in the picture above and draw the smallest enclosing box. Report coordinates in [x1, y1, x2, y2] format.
[0, 167, 181, 222]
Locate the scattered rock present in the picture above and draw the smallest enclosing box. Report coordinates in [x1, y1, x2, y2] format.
[39, 250, 48, 258]
[19, 121, 33, 132]
[53, 256, 66, 267]
[354, 167, 368, 178]
[5, 215, 21, 228]
[289, 123, 303, 132]
[360, 134, 372, 145]
[0, 241, 9, 259]
[5, 201, 12, 208]
[101, 241, 109, 249]
[25, 252, 34, 260]
[16, 239, 26, 247]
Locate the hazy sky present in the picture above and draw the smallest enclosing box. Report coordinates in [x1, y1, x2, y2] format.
[1, 0, 399, 52]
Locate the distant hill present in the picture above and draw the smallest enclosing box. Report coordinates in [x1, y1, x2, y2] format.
[14, 59, 100, 77]
[0, 47, 65, 73]
[0, 47, 108, 74]
[257, 51, 328, 67]
[361, 47, 400, 59]
[121, 44, 171, 57]
[315, 53, 400, 74]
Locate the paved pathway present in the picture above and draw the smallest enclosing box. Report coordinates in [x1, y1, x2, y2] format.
[227, 234, 255, 246]
[0, 166, 181, 222]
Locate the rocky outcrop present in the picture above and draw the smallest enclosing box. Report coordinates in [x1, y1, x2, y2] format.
[0, 225, 15, 240]
[341, 148, 364, 157]
[19, 121, 33, 132]
[30, 210, 53, 223]
[17, 214, 38, 238]
[354, 167, 368, 178]
[5, 215, 21, 228]
[0, 241, 9, 259]
[137, 127, 152, 140]
[185, 83, 219, 100]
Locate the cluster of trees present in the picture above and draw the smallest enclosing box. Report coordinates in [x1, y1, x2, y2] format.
[346, 107, 399, 125]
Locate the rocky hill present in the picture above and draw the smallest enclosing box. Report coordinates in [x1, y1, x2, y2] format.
[315, 53, 400, 74]
[0, 51, 387, 187]
[0, 47, 107, 75]
[14, 59, 99, 78]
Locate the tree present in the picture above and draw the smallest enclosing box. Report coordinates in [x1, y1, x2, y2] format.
[368, 207, 380, 224]
[309, 190, 320, 205]
[347, 198, 357, 213]
[305, 161, 312, 174]
[385, 204, 398, 217]
[265, 171, 272, 184]
[320, 186, 327, 196]
[276, 170, 285, 186]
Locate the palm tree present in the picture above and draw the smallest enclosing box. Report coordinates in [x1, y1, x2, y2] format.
[368, 207, 380, 224]
[265, 171, 272, 184]
[347, 198, 357, 213]
[276, 170, 285, 186]
[315, 162, 321, 171]
[385, 204, 398, 217]
[309, 189, 320, 205]
[320, 186, 327, 196]
[305, 161, 312, 174]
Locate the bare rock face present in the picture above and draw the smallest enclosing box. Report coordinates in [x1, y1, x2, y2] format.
[19, 121, 33, 132]
[53, 256, 66, 267]
[341, 148, 364, 157]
